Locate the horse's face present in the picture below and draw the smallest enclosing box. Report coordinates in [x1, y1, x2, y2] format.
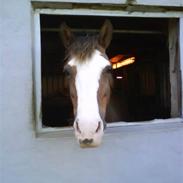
[61, 20, 113, 147]
[64, 51, 112, 147]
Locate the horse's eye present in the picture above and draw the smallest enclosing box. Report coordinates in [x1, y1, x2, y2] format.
[63, 65, 71, 76]
[104, 65, 112, 73]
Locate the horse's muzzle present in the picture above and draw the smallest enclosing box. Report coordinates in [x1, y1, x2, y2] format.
[79, 138, 93, 145]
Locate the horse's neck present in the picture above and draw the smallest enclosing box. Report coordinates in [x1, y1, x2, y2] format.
[106, 92, 129, 122]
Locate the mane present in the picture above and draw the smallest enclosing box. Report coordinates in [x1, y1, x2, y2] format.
[65, 34, 99, 63]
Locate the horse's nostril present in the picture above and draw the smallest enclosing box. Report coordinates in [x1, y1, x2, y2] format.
[95, 121, 101, 133]
[75, 121, 81, 134]
[81, 139, 93, 145]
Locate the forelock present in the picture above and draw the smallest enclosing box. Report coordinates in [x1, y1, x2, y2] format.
[65, 34, 99, 62]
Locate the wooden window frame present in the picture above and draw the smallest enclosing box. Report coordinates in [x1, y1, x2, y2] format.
[32, 7, 183, 136]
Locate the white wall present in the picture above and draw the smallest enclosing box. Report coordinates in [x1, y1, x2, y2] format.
[1, 1, 183, 183]
[1, 0, 34, 181]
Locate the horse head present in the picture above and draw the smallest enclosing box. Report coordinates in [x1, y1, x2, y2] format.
[60, 20, 113, 147]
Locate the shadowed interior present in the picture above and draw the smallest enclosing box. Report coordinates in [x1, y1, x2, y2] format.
[41, 15, 170, 127]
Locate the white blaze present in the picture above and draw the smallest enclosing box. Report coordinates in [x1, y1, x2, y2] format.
[68, 50, 110, 133]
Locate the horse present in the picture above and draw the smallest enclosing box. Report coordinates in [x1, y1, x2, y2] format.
[60, 20, 113, 147]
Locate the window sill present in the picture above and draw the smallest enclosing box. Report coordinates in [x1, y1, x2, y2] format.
[36, 118, 183, 138]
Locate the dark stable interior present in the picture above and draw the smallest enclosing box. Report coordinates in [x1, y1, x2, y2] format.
[40, 15, 170, 127]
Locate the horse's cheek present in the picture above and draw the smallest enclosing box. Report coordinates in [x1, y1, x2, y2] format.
[69, 81, 78, 116]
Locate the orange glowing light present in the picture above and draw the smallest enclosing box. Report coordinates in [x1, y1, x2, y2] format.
[112, 57, 135, 69]
[110, 54, 124, 63]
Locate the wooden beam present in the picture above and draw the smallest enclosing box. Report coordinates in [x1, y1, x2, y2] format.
[41, 28, 163, 35]
[169, 19, 181, 117]
[180, 18, 183, 117]
[31, 0, 183, 7]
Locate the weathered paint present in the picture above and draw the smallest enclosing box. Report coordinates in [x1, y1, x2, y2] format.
[169, 19, 181, 117]
[36, 8, 183, 18]
[32, 0, 183, 7]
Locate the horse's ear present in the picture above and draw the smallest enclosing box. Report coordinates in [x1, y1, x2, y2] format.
[60, 22, 74, 48]
[98, 20, 113, 49]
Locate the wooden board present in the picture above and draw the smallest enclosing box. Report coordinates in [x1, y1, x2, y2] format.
[169, 19, 181, 117]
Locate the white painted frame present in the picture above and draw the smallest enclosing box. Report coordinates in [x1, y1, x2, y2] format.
[33, 7, 183, 136]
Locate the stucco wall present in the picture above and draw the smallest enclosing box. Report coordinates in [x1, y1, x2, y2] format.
[1, 0, 33, 181]
[0, 1, 183, 183]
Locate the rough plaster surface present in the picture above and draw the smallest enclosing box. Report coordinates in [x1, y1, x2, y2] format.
[1, 125, 183, 183]
[0, 0, 183, 183]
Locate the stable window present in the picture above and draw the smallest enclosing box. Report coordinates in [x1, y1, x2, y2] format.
[33, 8, 182, 133]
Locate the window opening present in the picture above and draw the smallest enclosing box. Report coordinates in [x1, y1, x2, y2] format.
[40, 15, 171, 127]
